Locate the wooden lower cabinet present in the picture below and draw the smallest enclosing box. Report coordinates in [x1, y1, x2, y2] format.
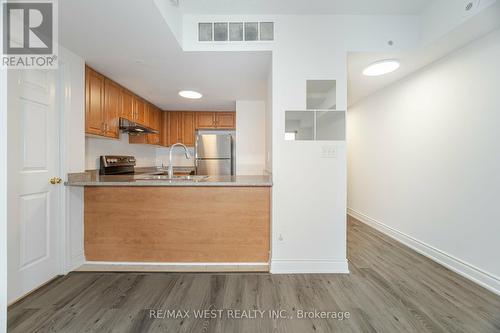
[84, 186, 271, 263]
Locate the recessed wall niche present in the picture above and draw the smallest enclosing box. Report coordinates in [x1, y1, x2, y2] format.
[306, 80, 336, 110]
[285, 79, 345, 141]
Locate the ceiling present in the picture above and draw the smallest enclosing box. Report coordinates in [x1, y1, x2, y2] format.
[60, 0, 499, 110]
[179, 0, 434, 15]
[59, 0, 271, 111]
[348, 3, 500, 106]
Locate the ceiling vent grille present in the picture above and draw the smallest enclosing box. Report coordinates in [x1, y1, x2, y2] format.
[198, 22, 274, 42]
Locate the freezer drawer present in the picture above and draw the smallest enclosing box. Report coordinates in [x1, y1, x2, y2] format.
[196, 134, 232, 159]
[196, 159, 232, 175]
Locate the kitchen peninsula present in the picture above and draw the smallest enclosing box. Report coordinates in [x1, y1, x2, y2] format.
[66, 170, 272, 269]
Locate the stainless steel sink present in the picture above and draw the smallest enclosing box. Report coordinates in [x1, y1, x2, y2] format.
[134, 174, 209, 182]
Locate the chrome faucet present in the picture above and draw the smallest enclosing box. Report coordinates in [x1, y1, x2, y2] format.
[168, 143, 191, 178]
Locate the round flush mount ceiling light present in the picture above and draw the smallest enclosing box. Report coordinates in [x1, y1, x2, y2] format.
[179, 90, 202, 99]
[362, 59, 400, 76]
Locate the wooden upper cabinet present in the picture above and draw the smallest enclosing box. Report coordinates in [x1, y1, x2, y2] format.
[152, 107, 161, 131]
[168, 112, 183, 146]
[195, 112, 216, 129]
[195, 111, 236, 129]
[146, 103, 156, 128]
[121, 89, 134, 121]
[147, 107, 161, 145]
[85, 66, 105, 135]
[160, 111, 169, 147]
[158, 111, 234, 147]
[134, 97, 146, 125]
[129, 106, 162, 145]
[86, 65, 163, 142]
[104, 79, 120, 138]
[182, 112, 195, 147]
[216, 112, 236, 129]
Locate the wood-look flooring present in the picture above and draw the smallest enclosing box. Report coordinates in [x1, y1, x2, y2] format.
[8, 216, 500, 332]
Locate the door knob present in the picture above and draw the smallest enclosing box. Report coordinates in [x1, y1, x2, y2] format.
[49, 177, 62, 184]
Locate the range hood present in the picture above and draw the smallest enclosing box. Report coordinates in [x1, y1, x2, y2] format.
[119, 118, 158, 135]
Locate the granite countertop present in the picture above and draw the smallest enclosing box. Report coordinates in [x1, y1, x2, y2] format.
[65, 168, 272, 187]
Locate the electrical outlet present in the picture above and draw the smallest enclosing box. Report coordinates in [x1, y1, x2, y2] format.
[321, 146, 337, 158]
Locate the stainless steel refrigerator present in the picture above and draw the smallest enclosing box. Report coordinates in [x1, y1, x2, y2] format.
[195, 131, 235, 175]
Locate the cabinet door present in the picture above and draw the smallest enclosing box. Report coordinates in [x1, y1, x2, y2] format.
[85, 66, 105, 135]
[160, 111, 169, 147]
[168, 112, 183, 146]
[216, 112, 236, 129]
[121, 89, 134, 121]
[196, 112, 216, 129]
[147, 108, 161, 145]
[182, 112, 195, 147]
[145, 103, 154, 128]
[104, 79, 120, 138]
[134, 97, 146, 124]
[153, 108, 161, 130]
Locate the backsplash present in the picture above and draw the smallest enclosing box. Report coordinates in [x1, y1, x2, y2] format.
[85, 134, 157, 170]
[85, 134, 195, 170]
[156, 147, 196, 168]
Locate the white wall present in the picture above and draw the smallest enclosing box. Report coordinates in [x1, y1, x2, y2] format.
[348, 29, 500, 294]
[181, 13, 420, 273]
[85, 134, 158, 170]
[236, 100, 266, 175]
[265, 68, 273, 173]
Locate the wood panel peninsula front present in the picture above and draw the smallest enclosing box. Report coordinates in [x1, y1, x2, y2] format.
[66, 171, 272, 265]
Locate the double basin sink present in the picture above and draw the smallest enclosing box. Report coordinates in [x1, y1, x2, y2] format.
[134, 171, 209, 182]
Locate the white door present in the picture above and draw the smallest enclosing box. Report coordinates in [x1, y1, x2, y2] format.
[7, 69, 61, 303]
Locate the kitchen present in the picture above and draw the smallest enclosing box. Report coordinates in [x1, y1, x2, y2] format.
[4, 1, 500, 332]
[66, 66, 272, 271]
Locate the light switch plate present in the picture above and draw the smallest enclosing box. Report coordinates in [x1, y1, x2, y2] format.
[321, 146, 337, 158]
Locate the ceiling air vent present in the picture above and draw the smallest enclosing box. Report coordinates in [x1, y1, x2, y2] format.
[198, 22, 274, 42]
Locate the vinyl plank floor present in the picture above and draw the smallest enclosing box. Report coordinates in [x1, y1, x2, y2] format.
[8, 216, 500, 332]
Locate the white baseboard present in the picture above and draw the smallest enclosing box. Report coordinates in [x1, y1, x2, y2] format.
[76, 261, 269, 272]
[271, 259, 349, 274]
[64, 253, 84, 274]
[347, 208, 500, 296]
